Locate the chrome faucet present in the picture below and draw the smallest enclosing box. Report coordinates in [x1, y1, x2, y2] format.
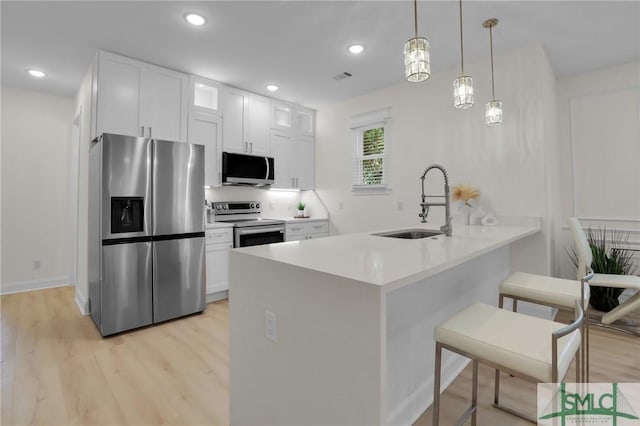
[419, 164, 452, 236]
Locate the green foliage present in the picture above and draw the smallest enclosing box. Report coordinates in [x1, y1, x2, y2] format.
[362, 128, 384, 155]
[568, 226, 636, 311]
[297, 202, 305, 210]
[360, 127, 384, 185]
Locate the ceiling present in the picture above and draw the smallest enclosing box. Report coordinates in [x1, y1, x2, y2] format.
[2, 1, 639, 108]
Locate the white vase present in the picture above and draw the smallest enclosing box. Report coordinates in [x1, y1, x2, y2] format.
[461, 205, 471, 225]
[297, 209, 305, 217]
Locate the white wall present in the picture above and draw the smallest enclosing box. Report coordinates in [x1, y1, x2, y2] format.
[555, 61, 640, 279]
[1, 86, 75, 293]
[314, 44, 558, 275]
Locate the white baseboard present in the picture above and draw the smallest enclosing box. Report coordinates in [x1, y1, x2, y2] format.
[0, 276, 69, 295]
[75, 289, 89, 315]
[206, 290, 229, 304]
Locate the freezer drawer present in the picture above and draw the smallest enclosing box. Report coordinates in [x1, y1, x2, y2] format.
[153, 237, 205, 323]
[100, 242, 153, 336]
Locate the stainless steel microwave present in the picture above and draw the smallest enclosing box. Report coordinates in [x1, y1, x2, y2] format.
[222, 152, 274, 187]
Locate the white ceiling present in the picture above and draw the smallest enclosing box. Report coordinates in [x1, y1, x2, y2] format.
[2, 1, 639, 108]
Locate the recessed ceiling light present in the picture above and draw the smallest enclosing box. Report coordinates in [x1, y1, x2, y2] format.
[28, 69, 46, 78]
[348, 44, 365, 54]
[184, 13, 206, 26]
[266, 85, 279, 92]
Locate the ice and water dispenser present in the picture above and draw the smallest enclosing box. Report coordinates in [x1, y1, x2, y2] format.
[110, 197, 144, 233]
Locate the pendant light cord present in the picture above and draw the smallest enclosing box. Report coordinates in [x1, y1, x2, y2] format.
[459, 0, 464, 74]
[489, 25, 495, 99]
[414, 0, 418, 39]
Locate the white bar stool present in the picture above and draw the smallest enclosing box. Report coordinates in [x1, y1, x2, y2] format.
[498, 271, 593, 382]
[433, 301, 583, 425]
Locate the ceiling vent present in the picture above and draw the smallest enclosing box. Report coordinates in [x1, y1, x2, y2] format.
[332, 72, 353, 81]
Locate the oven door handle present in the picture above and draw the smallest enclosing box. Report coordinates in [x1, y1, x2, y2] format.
[265, 157, 270, 181]
[236, 226, 285, 236]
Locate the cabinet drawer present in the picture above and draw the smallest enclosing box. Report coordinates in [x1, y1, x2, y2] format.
[205, 228, 233, 244]
[286, 223, 306, 237]
[306, 221, 328, 235]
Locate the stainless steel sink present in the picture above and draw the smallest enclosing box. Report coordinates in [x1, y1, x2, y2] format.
[372, 229, 444, 239]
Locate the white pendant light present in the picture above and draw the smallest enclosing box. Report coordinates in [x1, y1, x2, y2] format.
[453, 0, 473, 109]
[483, 18, 502, 126]
[404, 0, 430, 82]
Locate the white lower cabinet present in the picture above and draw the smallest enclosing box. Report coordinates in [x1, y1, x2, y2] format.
[205, 227, 233, 300]
[285, 220, 329, 242]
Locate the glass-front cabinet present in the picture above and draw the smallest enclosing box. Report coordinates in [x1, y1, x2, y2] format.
[189, 75, 221, 114]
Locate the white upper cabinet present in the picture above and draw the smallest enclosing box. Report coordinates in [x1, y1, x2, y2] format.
[188, 112, 222, 187]
[270, 100, 314, 137]
[271, 101, 293, 131]
[95, 51, 188, 142]
[222, 87, 270, 155]
[246, 94, 270, 155]
[270, 131, 315, 190]
[295, 107, 315, 137]
[296, 136, 315, 190]
[189, 75, 221, 114]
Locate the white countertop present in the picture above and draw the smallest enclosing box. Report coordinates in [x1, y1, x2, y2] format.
[234, 223, 540, 290]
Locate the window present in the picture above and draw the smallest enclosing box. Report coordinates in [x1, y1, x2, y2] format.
[351, 107, 391, 192]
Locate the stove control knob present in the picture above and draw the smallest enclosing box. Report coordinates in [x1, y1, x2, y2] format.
[251, 203, 256, 209]
[256, 202, 261, 209]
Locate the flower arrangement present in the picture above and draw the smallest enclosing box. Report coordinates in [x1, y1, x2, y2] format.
[451, 184, 480, 207]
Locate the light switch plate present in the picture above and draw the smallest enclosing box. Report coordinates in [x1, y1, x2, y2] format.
[265, 310, 277, 342]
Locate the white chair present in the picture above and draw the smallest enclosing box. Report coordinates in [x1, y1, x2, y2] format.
[498, 271, 592, 382]
[432, 301, 583, 425]
[569, 217, 640, 334]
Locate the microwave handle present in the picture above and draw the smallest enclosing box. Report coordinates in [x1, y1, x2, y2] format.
[265, 157, 270, 181]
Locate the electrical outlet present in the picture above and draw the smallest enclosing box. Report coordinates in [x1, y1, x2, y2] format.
[33, 260, 41, 270]
[265, 310, 277, 342]
[339, 201, 344, 210]
[397, 201, 404, 211]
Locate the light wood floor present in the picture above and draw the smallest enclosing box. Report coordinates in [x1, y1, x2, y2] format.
[2, 287, 639, 426]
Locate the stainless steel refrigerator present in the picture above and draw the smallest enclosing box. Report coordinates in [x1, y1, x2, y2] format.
[88, 133, 205, 336]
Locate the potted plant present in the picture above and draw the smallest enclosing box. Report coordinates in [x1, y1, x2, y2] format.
[568, 226, 636, 311]
[297, 202, 306, 217]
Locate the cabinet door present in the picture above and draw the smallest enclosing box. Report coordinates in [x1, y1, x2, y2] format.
[189, 75, 220, 114]
[270, 131, 296, 189]
[142, 64, 188, 142]
[296, 137, 315, 190]
[295, 107, 315, 136]
[222, 87, 247, 154]
[188, 112, 222, 187]
[246, 94, 270, 155]
[206, 242, 231, 294]
[271, 100, 293, 131]
[96, 51, 144, 138]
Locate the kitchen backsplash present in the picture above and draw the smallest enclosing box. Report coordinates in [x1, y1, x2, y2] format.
[205, 187, 328, 220]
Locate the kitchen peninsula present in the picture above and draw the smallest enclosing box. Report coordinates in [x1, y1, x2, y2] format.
[229, 222, 540, 426]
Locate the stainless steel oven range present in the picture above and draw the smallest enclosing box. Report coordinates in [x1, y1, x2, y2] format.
[212, 201, 285, 247]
